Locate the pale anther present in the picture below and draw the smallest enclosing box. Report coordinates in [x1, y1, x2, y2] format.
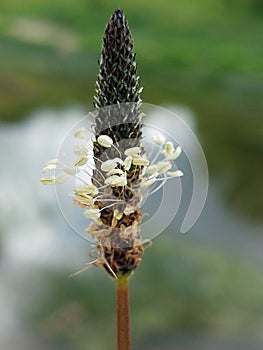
[114, 209, 123, 220]
[153, 134, 166, 145]
[156, 161, 172, 174]
[83, 208, 101, 220]
[165, 141, 175, 154]
[101, 158, 124, 172]
[124, 156, 132, 171]
[75, 156, 88, 166]
[74, 128, 88, 140]
[167, 170, 184, 177]
[146, 165, 158, 175]
[132, 157, 149, 166]
[106, 168, 124, 176]
[124, 147, 141, 156]
[105, 174, 127, 187]
[97, 135, 113, 148]
[142, 177, 157, 187]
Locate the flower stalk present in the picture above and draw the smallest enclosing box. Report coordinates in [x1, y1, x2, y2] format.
[116, 276, 131, 350]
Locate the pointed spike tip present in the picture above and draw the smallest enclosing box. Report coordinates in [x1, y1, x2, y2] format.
[114, 8, 124, 16]
[94, 7, 142, 109]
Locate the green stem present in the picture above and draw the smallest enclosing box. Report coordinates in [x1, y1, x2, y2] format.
[116, 277, 131, 350]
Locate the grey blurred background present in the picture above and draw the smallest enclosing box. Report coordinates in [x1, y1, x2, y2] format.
[0, 1, 263, 349]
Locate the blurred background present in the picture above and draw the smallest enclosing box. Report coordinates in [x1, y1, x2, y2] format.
[0, 1, 263, 349]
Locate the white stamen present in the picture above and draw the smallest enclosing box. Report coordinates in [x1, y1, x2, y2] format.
[42, 159, 59, 172]
[84, 185, 99, 196]
[86, 185, 99, 195]
[83, 208, 101, 220]
[73, 195, 93, 207]
[97, 135, 113, 148]
[124, 205, 136, 215]
[146, 165, 158, 175]
[74, 128, 88, 140]
[168, 146, 182, 160]
[141, 177, 157, 187]
[41, 176, 56, 185]
[41, 172, 66, 185]
[75, 156, 88, 166]
[165, 141, 175, 154]
[101, 158, 124, 172]
[75, 185, 98, 197]
[124, 147, 141, 156]
[124, 156, 132, 171]
[114, 209, 123, 220]
[42, 163, 57, 172]
[153, 134, 166, 145]
[63, 167, 79, 175]
[106, 168, 124, 176]
[156, 161, 172, 174]
[44, 159, 59, 166]
[167, 170, 184, 177]
[132, 157, 149, 166]
[105, 174, 127, 187]
[73, 144, 88, 156]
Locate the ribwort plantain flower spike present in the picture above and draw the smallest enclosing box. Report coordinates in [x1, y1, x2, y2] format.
[41, 9, 183, 280]
[91, 9, 145, 278]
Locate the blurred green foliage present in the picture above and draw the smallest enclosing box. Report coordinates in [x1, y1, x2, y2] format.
[1, 0, 262, 119]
